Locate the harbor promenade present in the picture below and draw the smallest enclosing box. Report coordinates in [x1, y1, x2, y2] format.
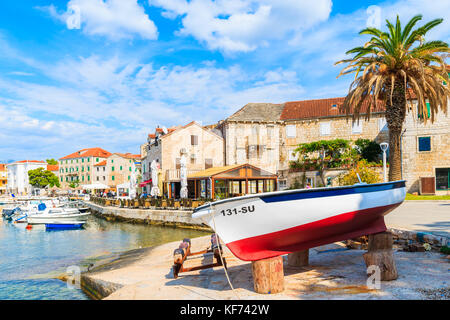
[78, 200, 449, 300]
[80, 235, 448, 300]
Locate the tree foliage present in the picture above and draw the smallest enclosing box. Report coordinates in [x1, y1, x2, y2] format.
[46, 158, 58, 165]
[354, 138, 382, 163]
[28, 167, 60, 188]
[290, 139, 359, 185]
[335, 14, 450, 181]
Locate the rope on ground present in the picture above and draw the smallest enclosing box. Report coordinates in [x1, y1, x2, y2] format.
[209, 202, 240, 300]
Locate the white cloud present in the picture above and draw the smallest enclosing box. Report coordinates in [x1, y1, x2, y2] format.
[42, 0, 158, 40]
[149, 0, 332, 53]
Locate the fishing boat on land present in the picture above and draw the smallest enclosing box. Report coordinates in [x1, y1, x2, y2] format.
[192, 180, 406, 261]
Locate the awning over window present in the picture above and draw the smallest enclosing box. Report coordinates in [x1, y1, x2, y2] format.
[139, 179, 152, 187]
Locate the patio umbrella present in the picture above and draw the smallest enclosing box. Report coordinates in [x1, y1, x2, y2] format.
[180, 154, 188, 198]
[129, 161, 137, 199]
[150, 160, 160, 197]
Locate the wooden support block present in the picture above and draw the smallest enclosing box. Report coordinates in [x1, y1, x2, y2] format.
[367, 232, 393, 251]
[287, 250, 309, 267]
[363, 231, 398, 281]
[251, 256, 284, 294]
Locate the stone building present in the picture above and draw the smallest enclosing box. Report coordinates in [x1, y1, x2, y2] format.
[105, 153, 141, 188]
[142, 121, 224, 198]
[93, 160, 108, 185]
[58, 148, 112, 189]
[400, 100, 450, 195]
[278, 97, 389, 189]
[216, 103, 285, 176]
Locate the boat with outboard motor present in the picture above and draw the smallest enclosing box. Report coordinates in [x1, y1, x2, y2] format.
[192, 180, 406, 261]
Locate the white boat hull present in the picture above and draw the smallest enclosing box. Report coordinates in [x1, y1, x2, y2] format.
[192, 181, 406, 261]
[27, 212, 91, 224]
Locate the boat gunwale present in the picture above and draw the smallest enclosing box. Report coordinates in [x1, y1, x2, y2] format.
[193, 180, 406, 213]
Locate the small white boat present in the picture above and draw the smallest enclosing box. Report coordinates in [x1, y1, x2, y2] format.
[192, 180, 406, 261]
[27, 208, 90, 225]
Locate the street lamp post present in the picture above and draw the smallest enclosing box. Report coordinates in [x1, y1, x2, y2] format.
[380, 142, 389, 182]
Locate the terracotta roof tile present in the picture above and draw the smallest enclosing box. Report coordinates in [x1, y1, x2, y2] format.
[280, 97, 386, 120]
[13, 160, 47, 164]
[114, 153, 141, 159]
[94, 160, 107, 166]
[46, 165, 59, 171]
[59, 148, 112, 160]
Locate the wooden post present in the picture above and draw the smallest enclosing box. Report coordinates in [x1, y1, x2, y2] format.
[287, 250, 309, 267]
[251, 256, 284, 294]
[363, 231, 398, 281]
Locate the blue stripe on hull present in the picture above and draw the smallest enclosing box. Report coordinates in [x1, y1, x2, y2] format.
[261, 181, 405, 203]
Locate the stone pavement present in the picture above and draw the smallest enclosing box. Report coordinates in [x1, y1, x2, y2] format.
[385, 201, 450, 238]
[81, 235, 449, 300]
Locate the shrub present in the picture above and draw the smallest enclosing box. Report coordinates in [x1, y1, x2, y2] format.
[338, 160, 381, 185]
[354, 138, 382, 163]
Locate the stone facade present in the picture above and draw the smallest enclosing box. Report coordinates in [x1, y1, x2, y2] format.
[278, 113, 389, 188]
[217, 103, 285, 176]
[142, 122, 224, 196]
[106, 153, 140, 188]
[401, 101, 450, 194]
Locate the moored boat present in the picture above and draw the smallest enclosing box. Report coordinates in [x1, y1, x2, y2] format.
[45, 221, 86, 230]
[192, 180, 406, 261]
[26, 209, 90, 225]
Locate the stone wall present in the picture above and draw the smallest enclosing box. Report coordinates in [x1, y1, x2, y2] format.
[222, 121, 283, 175]
[401, 103, 450, 194]
[85, 202, 212, 231]
[160, 123, 224, 180]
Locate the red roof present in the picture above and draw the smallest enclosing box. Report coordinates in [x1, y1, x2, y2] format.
[114, 153, 141, 159]
[47, 165, 59, 172]
[94, 160, 107, 166]
[280, 97, 386, 120]
[0, 164, 6, 171]
[148, 133, 156, 139]
[60, 148, 112, 160]
[13, 160, 46, 164]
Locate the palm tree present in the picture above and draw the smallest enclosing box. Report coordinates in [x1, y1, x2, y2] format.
[335, 15, 450, 181]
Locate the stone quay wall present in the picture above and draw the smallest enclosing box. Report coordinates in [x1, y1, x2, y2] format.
[85, 201, 212, 231]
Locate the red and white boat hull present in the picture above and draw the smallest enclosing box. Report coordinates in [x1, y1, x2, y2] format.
[192, 181, 406, 261]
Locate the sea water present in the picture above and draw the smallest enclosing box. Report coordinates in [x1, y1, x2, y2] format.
[0, 209, 208, 300]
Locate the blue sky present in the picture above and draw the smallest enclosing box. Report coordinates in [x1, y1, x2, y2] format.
[1, 0, 449, 162]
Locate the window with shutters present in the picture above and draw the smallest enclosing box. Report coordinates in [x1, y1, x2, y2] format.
[191, 135, 198, 145]
[320, 122, 331, 136]
[351, 121, 362, 134]
[176, 158, 181, 169]
[418, 136, 431, 152]
[286, 125, 296, 138]
[205, 158, 213, 169]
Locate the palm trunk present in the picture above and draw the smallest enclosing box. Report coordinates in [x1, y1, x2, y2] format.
[385, 79, 407, 181]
